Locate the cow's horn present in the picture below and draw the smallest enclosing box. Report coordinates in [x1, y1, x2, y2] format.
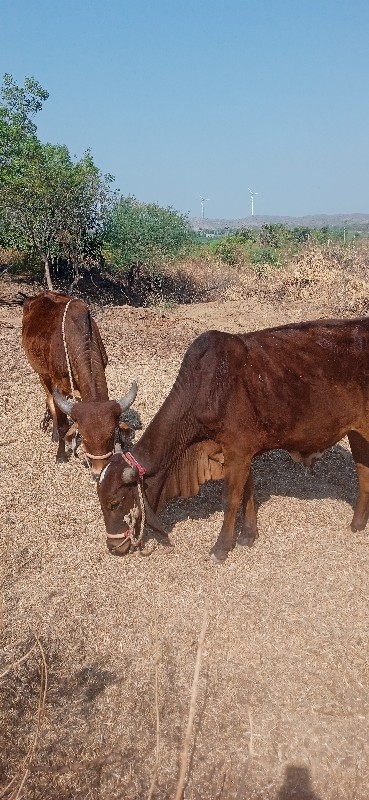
[53, 386, 74, 416]
[118, 381, 138, 415]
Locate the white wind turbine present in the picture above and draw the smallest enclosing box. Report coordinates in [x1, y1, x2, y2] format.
[248, 187, 259, 216]
[200, 195, 210, 219]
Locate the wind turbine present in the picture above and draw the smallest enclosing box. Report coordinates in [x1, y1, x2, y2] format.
[248, 187, 259, 216]
[200, 195, 210, 220]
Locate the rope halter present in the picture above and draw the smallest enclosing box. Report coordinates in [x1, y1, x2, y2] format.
[82, 446, 114, 461]
[68, 413, 123, 471]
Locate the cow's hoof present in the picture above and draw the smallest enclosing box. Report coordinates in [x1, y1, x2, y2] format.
[209, 547, 228, 564]
[350, 520, 367, 533]
[238, 534, 257, 548]
[159, 535, 173, 548]
[56, 453, 68, 464]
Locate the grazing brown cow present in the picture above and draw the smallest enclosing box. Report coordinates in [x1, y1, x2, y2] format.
[97, 316, 369, 561]
[22, 291, 137, 476]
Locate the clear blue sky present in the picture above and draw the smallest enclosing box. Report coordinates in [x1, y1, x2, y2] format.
[2, 0, 369, 219]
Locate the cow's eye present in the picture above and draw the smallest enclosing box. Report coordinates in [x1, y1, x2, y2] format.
[110, 500, 121, 511]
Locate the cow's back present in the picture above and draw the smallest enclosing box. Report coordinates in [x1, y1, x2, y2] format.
[174, 319, 369, 455]
[65, 296, 108, 399]
[237, 316, 369, 405]
[22, 291, 108, 398]
[22, 292, 71, 378]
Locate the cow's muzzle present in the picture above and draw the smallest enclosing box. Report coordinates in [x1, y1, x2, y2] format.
[106, 487, 145, 555]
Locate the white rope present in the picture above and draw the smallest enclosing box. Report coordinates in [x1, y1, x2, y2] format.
[83, 448, 114, 460]
[136, 482, 146, 545]
[61, 299, 76, 402]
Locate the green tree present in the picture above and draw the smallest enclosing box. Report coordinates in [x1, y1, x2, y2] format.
[311, 225, 343, 245]
[0, 74, 113, 288]
[236, 227, 258, 243]
[211, 234, 245, 266]
[0, 73, 48, 174]
[289, 226, 311, 244]
[259, 223, 288, 248]
[103, 196, 191, 292]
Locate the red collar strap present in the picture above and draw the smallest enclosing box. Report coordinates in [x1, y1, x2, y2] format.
[123, 451, 146, 479]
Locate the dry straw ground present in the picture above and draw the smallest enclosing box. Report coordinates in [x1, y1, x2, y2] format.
[1, 244, 369, 799]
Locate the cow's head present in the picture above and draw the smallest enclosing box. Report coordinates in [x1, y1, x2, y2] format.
[97, 454, 165, 555]
[53, 382, 137, 477]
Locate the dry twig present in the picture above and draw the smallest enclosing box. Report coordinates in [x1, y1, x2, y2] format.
[0, 631, 48, 800]
[147, 602, 160, 800]
[173, 598, 209, 800]
[0, 642, 38, 680]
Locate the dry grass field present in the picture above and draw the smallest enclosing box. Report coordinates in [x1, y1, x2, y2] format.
[1, 248, 369, 799]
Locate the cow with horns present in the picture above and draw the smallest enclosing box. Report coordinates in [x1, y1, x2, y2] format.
[22, 291, 137, 476]
[98, 317, 369, 561]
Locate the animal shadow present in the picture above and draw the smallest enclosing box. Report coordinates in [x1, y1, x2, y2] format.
[159, 443, 358, 535]
[254, 443, 357, 509]
[50, 662, 118, 720]
[276, 764, 321, 800]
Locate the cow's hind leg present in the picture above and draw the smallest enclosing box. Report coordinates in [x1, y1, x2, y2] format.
[38, 380, 54, 436]
[40, 405, 53, 433]
[39, 377, 69, 462]
[237, 471, 259, 547]
[347, 431, 369, 532]
[210, 455, 252, 564]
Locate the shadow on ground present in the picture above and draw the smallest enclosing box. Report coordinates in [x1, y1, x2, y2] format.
[159, 443, 358, 536]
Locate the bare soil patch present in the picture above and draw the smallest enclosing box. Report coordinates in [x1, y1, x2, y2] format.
[1, 275, 369, 799]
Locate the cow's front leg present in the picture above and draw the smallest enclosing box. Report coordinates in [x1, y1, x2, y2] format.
[351, 462, 369, 531]
[210, 457, 252, 564]
[237, 471, 259, 547]
[53, 405, 70, 462]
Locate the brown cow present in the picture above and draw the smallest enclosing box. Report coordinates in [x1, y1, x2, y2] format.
[22, 291, 137, 476]
[97, 317, 369, 561]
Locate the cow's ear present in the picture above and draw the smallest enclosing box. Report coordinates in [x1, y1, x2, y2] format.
[122, 465, 139, 484]
[118, 420, 133, 439]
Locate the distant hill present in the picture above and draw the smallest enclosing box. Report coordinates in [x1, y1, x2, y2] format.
[190, 213, 369, 232]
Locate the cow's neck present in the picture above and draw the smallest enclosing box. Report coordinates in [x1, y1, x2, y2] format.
[78, 373, 109, 402]
[131, 384, 200, 511]
[73, 353, 109, 401]
[66, 311, 109, 401]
